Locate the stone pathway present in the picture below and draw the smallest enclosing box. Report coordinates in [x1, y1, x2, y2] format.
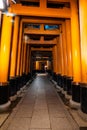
[1, 74, 79, 130]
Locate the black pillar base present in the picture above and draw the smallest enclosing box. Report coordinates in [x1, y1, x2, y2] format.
[57, 74, 61, 86]
[66, 77, 73, 95]
[80, 83, 87, 114]
[52, 72, 57, 82]
[0, 82, 10, 105]
[62, 75, 67, 91]
[59, 75, 63, 88]
[9, 77, 17, 98]
[72, 82, 80, 103]
[22, 73, 27, 86]
[27, 73, 31, 82]
[15, 76, 20, 91]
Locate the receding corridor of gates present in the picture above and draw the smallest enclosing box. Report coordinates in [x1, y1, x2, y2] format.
[1, 74, 79, 130]
[1, 0, 87, 129]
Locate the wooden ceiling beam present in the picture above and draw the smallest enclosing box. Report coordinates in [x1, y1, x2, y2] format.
[22, 18, 64, 25]
[31, 47, 52, 51]
[8, 4, 71, 18]
[26, 39, 56, 45]
[24, 28, 60, 35]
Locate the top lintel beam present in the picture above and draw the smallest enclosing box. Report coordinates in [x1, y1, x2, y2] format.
[9, 4, 71, 18]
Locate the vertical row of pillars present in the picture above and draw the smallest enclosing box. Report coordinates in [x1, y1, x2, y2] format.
[52, 0, 87, 115]
[0, 14, 31, 111]
[79, 0, 87, 114]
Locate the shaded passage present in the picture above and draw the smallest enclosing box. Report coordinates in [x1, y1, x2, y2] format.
[1, 74, 79, 130]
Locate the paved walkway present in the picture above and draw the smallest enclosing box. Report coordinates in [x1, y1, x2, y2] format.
[1, 74, 79, 130]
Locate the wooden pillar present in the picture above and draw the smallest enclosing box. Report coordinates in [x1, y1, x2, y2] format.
[40, 0, 47, 8]
[59, 27, 64, 77]
[0, 14, 13, 108]
[9, 16, 20, 101]
[26, 45, 29, 74]
[61, 22, 67, 77]
[19, 41, 27, 86]
[28, 46, 30, 73]
[0, 11, 1, 27]
[60, 23, 67, 91]
[79, 0, 87, 114]
[65, 20, 72, 78]
[20, 41, 24, 76]
[56, 37, 62, 88]
[0, 14, 13, 82]
[47, 60, 51, 70]
[70, 0, 81, 106]
[56, 36, 63, 87]
[52, 48, 54, 73]
[56, 37, 61, 75]
[52, 45, 58, 81]
[25, 44, 29, 75]
[55, 40, 59, 75]
[10, 16, 20, 78]
[36, 61, 40, 70]
[70, 0, 81, 83]
[16, 20, 23, 76]
[23, 43, 27, 74]
[52, 46, 56, 73]
[25, 45, 28, 75]
[65, 19, 73, 96]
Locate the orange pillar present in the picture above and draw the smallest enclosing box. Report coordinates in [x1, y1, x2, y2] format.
[0, 14, 13, 108]
[28, 46, 30, 74]
[46, 60, 51, 70]
[0, 11, 1, 43]
[0, 15, 13, 82]
[52, 45, 58, 81]
[56, 36, 63, 89]
[25, 44, 29, 75]
[79, 0, 87, 84]
[20, 41, 27, 86]
[59, 33, 64, 77]
[20, 41, 24, 76]
[52, 46, 56, 73]
[16, 20, 24, 90]
[16, 20, 23, 76]
[65, 19, 73, 96]
[10, 16, 19, 78]
[23, 40, 31, 82]
[23, 43, 27, 74]
[29, 48, 31, 74]
[56, 37, 61, 75]
[79, 0, 87, 114]
[36, 61, 40, 70]
[52, 47, 55, 79]
[56, 33, 65, 89]
[21, 35, 29, 75]
[52, 48, 54, 73]
[54, 44, 58, 74]
[60, 22, 67, 92]
[70, 0, 81, 106]
[61, 22, 67, 77]
[9, 16, 20, 100]
[71, 0, 81, 83]
[26, 45, 29, 74]
[65, 20, 72, 78]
